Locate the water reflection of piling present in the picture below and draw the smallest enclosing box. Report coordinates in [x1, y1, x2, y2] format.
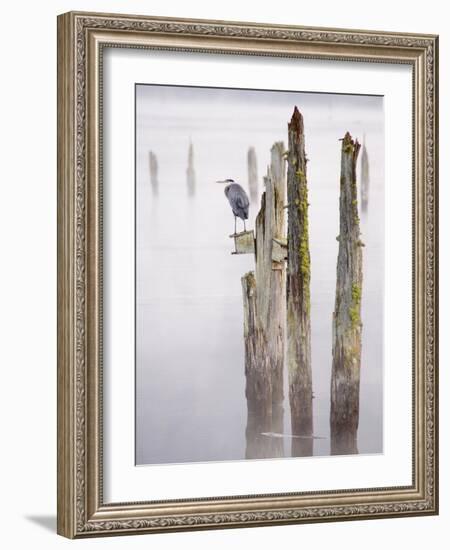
[149, 151, 159, 196]
[286, 107, 314, 458]
[241, 142, 286, 459]
[186, 141, 196, 196]
[360, 137, 369, 213]
[245, 407, 273, 459]
[247, 146, 259, 203]
[330, 132, 363, 456]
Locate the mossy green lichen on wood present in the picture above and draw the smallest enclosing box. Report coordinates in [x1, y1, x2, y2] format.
[296, 170, 311, 315]
[351, 187, 360, 225]
[348, 306, 360, 329]
[243, 271, 256, 291]
[344, 143, 354, 154]
[351, 283, 361, 304]
[342, 131, 355, 155]
[349, 283, 362, 329]
[296, 169, 306, 183]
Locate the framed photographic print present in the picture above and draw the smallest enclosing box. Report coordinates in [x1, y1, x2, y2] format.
[57, 11, 439, 538]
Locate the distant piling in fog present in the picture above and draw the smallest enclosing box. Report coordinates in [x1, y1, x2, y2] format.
[149, 151, 159, 195]
[360, 136, 370, 212]
[186, 141, 196, 196]
[286, 106, 314, 457]
[247, 146, 259, 203]
[241, 142, 287, 459]
[330, 132, 363, 455]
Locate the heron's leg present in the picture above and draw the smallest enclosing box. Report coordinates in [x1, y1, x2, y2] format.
[234, 216, 237, 235]
[244, 219, 247, 232]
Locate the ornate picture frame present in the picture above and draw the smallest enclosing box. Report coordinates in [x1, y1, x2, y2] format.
[57, 11, 438, 538]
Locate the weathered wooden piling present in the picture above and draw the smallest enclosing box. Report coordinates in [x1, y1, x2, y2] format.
[286, 106, 314, 457]
[149, 151, 158, 195]
[247, 146, 259, 203]
[330, 132, 363, 455]
[257, 142, 286, 432]
[242, 271, 272, 457]
[186, 141, 196, 196]
[360, 137, 370, 212]
[241, 142, 286, 458]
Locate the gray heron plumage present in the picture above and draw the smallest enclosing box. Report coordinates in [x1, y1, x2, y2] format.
[217, 179, 250, 234]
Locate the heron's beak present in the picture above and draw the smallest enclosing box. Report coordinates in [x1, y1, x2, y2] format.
[216, 180, 226, 184]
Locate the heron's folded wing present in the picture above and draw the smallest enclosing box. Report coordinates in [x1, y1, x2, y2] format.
[235, 193, 249, 209]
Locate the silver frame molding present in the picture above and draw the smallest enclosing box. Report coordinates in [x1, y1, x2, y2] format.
[57, 11, 439, 539]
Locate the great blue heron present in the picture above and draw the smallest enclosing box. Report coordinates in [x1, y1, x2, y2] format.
[217, 179, 250, 234]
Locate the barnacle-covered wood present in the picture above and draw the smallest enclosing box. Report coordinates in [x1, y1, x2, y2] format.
[286, 107, 313, 457]
[330, 132, 363, 455]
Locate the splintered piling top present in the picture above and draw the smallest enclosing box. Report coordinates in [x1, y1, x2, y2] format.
[289, 106, 304, 135]
[342, 131, 361, 160]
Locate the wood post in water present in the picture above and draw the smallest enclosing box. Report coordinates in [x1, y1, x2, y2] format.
[257, 143, 286, 432]
[149, 151, 158, 195]
[330, 132, 363, 455]
[241, 142, 286, 458]
[242, 271, 272, 457]
[186, 141, 196, 196]
[286, 106, 314, 457]
[247, 146, 259, 203]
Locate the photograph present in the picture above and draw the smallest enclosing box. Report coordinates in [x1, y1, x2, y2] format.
[55, 10, 438, 538]
[135, 84, 384, 465]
